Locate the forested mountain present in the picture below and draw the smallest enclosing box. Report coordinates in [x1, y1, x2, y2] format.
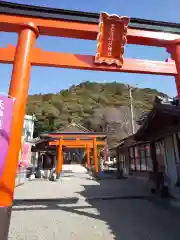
[26, 81, 166, 147]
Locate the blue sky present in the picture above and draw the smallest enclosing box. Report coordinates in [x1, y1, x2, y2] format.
[1, 0, 180, 96]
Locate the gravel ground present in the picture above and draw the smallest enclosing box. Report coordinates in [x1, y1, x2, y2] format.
[8, 165, 180, 240]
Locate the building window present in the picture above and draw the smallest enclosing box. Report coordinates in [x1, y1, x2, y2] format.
[175, 133, 180, 163]
[173, 134, 180, 180]
[155, 141, 165, 169]
[129, 144, 152, 172]
[119, 155, 125, 169]
[129, 147, 135, 170]
[145, 144, 153, 171]
[139, 145, 146, 171]
[135, 146, 140, 170]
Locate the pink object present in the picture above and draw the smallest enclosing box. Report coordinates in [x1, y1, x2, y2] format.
[21, 143, 32, 168]
[0, 95, 14, 178]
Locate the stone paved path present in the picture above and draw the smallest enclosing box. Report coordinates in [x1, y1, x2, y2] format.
[9, 165, 180, 240]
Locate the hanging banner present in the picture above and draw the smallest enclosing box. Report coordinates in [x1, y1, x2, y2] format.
[0, 95, 14, 178]
[20, 143, 32, 169]
[95, 12, 130, 66]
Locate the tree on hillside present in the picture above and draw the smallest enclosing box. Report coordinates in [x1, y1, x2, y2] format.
[27, 81, 166, 144]
[83, 106, 140, 147]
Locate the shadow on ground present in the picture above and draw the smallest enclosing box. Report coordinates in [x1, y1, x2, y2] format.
[79, 180, 180, 240]
[12, 175, 180, 240]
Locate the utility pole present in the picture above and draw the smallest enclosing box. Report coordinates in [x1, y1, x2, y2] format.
[128, 84, 135, 134]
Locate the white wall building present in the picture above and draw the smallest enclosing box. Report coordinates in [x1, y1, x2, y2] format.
[16, 115, 36, 186]
[22, 114, 36, 143]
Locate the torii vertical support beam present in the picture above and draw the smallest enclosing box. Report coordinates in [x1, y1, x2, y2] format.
[167, 39, 180, 100]
[61, 150, 64, 171]
[86, 144, 90, 170]
[0, 22, 39, 240]
[170, 39, 180, 100]
[56, 139, 63, 177]
[93, 137, 99, 174]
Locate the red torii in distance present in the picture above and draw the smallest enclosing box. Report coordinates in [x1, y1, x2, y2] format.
[0, 1, 180, 238]
[46, 134, 106, 177]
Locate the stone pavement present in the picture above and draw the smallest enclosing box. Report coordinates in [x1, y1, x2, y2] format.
[9, 165, 180, 240]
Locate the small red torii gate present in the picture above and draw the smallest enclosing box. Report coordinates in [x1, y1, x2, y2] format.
[1, 1, 180, 239]
[47, 134, 107, 177]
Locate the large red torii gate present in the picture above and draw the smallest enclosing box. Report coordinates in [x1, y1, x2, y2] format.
[1, 1, 180, 238]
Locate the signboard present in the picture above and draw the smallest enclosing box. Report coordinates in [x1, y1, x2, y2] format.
[95, 12, 130, 66]
[0, 95, 14, 178]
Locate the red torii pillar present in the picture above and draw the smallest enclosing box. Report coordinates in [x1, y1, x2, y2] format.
[86, 144, 91, 169]
[0, 23, 39, 239]
[56, 139, 63, 177]
[93, 137, 99, 174]
[168, 39, 180, 99]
